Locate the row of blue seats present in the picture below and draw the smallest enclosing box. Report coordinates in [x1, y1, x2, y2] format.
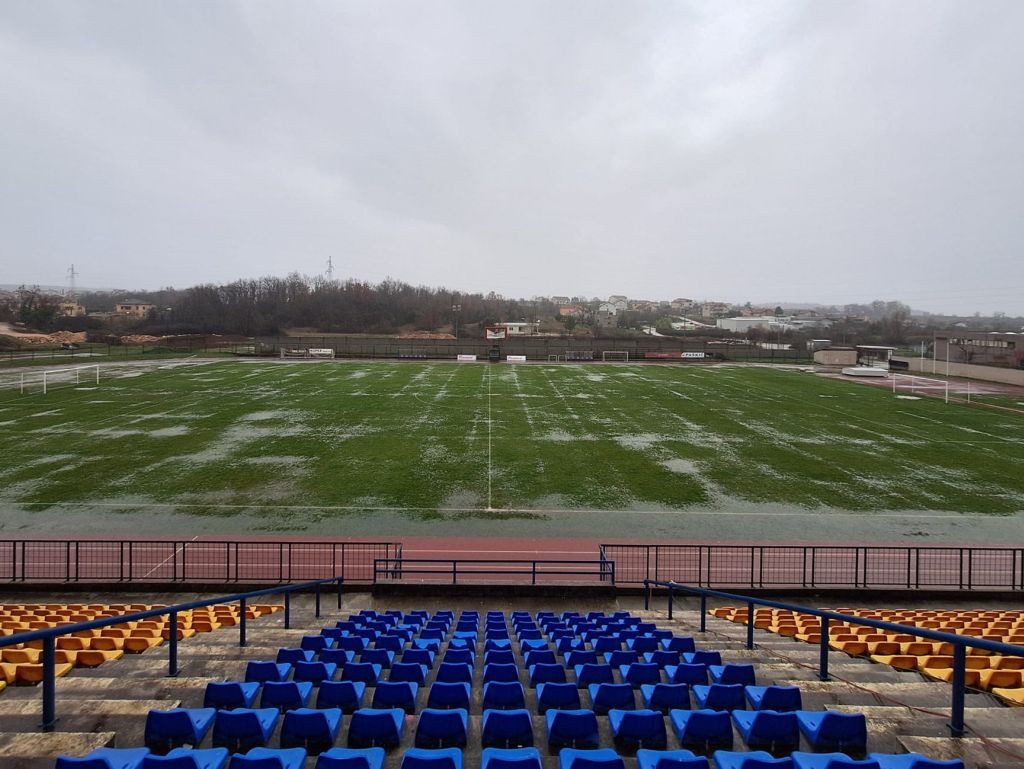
[58, 742, 965, 769]
[246, 655, 733, 689]
[202, 676, 799, 715]
[138, 703, 870, 755]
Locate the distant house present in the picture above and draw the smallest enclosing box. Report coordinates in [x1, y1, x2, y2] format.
[115, 300, 155, 318]
[671, 298, 696, 311]
[596, 302, 618, 327]
[494, 321, 540, 336]
[57, 302, 86, 317]
[559, 305, 585, 318]
[551, 296, 571, 305]
[701, 302, 732, 318]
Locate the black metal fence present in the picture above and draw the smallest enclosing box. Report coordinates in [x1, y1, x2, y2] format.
[0, 540, 401, 584]
[257, 335, 811, 364]
[601, 543, 1024, 591]
[373, 558, 615, 585]
[0, 342, 251, 366]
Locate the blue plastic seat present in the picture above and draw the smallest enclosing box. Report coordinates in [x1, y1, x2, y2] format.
[415, 708, 468, 749]
[145, 708, 217, 753]
[481, 747, 542, 769]
[277, 649, 315, 665]
[865, 754, 964, 769]
[566, 651, 599, 668]
[260, 681, 314, 712]
[314, 745, 386, 769]
[634, 748, 709, 769]
[640, 684, 689, 714]
[484, 639, 511, 652]
[574, 664, 614, 688]
[683, 651, 721, 666]
[733, 710, 800, 754]
[348, 708, 405, 750]
[317, 681, 366, 713]
[484, 663, 521, 684]
[442, 650, 474, 666]
[792, 754, 881, 769]
[606, 651, 639, 668]
[280, 708, 343, 754]
[588, 683, 635, 715]
[745, 686, 803, 713]
[229, 747, 307, 769]
[620, 664, 661, 688]
[389, 662, 428, 686]
[592, 636, 621, 654]
[558, 638, 588, 655]
[361, 649, 395, 669]
[403, 649, 435, 669]
[302, 635, 333, 652]
[530, 663, 567, 687]
[709, 665, 756, 687]
[796, 712, 868, 755]
[415, 638, 442, 653]
[245, 662, 291, 684]
[662, 637, 697, 653]
[485, 650, 516, 666]
[483, 681, 527, 710]
[426, 682, 471, 711]
[436, 662, 474, 685]
[692, 684, 745, 711]
[341, 662, 382, 685]
[629, 637, 660, 653]
[608, 708, 667, 751]
[518, 630, 543, 641]
[204, 682, 261, 710]
[295, 661, 338, 686]
[525, 650, 558, 667]
[212, 708, 279, 753]
[56, 748, 150, 769]
[669, 709, 734, 753]
[481, 709, 534, 749]
[337, 638, 370, 653]
[558, 748, 625, 769]
[400, 748, 462, 769]
[712, 751, 794, 769]
[537, 682, 582, 713]
[141, 748, 229, 769]
[372, 681, 419, 714]
[645, 651, 681, 669]
[665, 665, 708, 687]
[320, 649, 354, 667]
[546, 709, 600, 751]
[374, 635, 404, 653]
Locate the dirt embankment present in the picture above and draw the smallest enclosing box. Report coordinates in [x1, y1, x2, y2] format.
[0, 323, 87, 345]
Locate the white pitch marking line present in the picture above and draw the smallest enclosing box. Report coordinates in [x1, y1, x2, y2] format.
[141, 535, 199, 579]
[487, 365, 493, 511]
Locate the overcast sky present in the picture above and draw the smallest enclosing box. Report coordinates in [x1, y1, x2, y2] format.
[2, 1, 1022, 315]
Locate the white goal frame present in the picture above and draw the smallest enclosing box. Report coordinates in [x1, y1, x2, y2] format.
[19, 364, 100, 394]
[892, 373, 949, 404]
[602, 350, 629, 362]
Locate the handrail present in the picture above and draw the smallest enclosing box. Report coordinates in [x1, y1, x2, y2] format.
[373, 558, 615, 585]
[643, 578, 1024, 738]
[603, 543, 1024, 590]
[2, 576, 345, 731]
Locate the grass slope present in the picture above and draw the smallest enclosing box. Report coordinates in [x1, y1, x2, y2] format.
[0, 361, 1022, 521]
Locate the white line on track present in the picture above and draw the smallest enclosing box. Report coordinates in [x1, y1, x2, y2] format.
[141, 535, 198, 578]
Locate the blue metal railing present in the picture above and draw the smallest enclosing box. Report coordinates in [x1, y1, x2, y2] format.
[0, 576, 344, 730]
[643, 579, 1024, 738]
[373, 558, 616, 585]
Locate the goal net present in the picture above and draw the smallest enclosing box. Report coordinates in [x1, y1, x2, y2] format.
[892, 373, 949, 403]
[602, 351, 629, 362]
[12, 365, 100, 394]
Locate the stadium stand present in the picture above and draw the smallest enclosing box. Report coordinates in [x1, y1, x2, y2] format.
[25, 601, 979, 769]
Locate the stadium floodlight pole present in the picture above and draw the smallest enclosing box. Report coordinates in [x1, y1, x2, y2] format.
[452, 304, 461, 339]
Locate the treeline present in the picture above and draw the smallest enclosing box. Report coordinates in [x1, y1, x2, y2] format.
[124, 275, 553, 337]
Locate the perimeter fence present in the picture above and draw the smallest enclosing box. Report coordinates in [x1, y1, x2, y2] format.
[601, 543, 1024, 591]
[0, 540, 401, 584]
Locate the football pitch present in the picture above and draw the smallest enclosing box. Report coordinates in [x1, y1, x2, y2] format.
[0, 360, 1022, 540]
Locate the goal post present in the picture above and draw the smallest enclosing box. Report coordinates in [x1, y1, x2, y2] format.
[18, 364, 100, 394]
[601, 351, 629, 362]
[892, 373, 949, 404]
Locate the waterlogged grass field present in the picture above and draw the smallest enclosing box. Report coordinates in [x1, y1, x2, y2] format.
[0, 360, 1022, 533]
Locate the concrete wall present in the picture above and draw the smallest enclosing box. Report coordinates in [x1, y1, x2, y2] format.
[814, 349, 858, 366]
[891, 356, 1024, 386]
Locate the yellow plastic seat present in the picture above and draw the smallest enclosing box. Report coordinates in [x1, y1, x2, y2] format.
[993, 687, 1024, 705]
[124, 637, 164, 653]
[75, 650, 123, 667]
[979, 669, 1024, 690]
[89, 637, 125, 651]
[15, 662, 74, 684]
[923, 667, 982, 687]
[870, 654, 920, 670]
[1, 649, 40, 664]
